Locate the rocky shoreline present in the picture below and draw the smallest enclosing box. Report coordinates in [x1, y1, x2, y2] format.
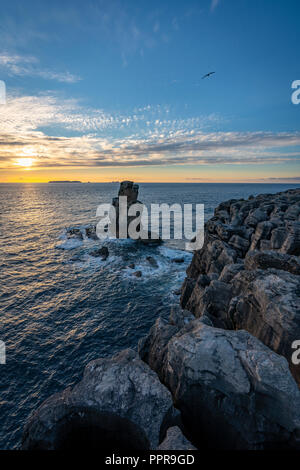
[22, 188, 300, 450]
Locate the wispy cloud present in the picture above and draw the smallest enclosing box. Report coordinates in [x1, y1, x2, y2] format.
[0, 92, 299, 171]
[210, 0, 220, 12]
[0, 53, 81, 83]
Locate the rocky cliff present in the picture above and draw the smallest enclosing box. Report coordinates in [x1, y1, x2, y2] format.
[181, 188, 300, 383]
[138, 188, 300, 450]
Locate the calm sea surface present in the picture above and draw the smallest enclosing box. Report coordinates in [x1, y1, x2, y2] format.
[0, 182, 299, 449]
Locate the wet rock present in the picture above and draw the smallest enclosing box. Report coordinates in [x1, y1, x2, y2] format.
[219, 263, 244, 283]
[90, 246, 109, 260]
[270, 226, 287, 249]
[171, 257, 185, 264]
[140, 319, 300, 450]
[180, 277, 196, 309]
[228, 235, 249, 256]
[146, 256, 159, 268]
[157, 427, 196, 450]
[22, 349, 174, 450]
[173, 289, 182, 296]
[245, 250, 300, 274]
[280, 221, 300, 255]
[128, 263, 135, 269]
[169, 305, 194, 329]
[111, 181, 142, 239]
[133, 270, 142, 278]
[229, 268, 300, 383]
[66, 228, 83, 240]
[85, 226, 98, 240]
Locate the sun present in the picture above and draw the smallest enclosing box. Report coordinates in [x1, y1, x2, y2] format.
[15, 158, 34, 168]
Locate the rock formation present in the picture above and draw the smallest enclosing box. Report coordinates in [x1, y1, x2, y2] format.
[22, 350, 176, 450]
[111, 181, 142, 238]
[138, 307, 300, 450]
[157, 426, 196, 450]
[180, 188, 300, 383]
[111, 181, 162, 245]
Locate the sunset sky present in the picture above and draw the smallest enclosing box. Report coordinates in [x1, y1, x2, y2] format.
[0, 0, 300, 183]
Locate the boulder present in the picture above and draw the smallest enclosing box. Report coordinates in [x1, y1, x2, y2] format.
[22, 349, 174, 450]
[146, 256, 159, 268]
[66, 228, 83, 240]
[133, 270, 142, 278]
[245, 250, 300, 275]
[139, 319, 300, 450]
[90, 246, 109, 260]
[157, 427, 196, 450]
[228, 268, 300, 383]
[85, 226, 98, 240]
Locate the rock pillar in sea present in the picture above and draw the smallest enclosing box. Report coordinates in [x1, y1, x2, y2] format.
[111, 181, 143, 238]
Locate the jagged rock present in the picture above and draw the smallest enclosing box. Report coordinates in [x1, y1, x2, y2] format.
[90, 246, 109, 260]
[228, 235, 250, 255]
[85, 226, 98, 240]
[244, 208, 268, 227]
[219, 263, 244, 283]
[66, 228, 83, 240]
[111, 181, 141, 238]
[157, 427, 196, 450]
[139, 319, 300, 450]
[180, 189, 300, 384]
[229, 268, 300, 383]
[250, 221, 274, 250]
[169, 305, 194, 329]
[133, 270, 142, 278]
[260, 239, 271, 251]
[173, 289, 181, 296]
[22, 349, 174, 450]
[271, 226, 287, 249]
[280, 222, 300, 255]
[180, 277, 196, 309]
[146, 256, 158, 268]
[245, 250, 300, 274]
[110, 181, 162, 245]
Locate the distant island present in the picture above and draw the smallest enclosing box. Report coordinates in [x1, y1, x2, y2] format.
[48, 180, 82, 183]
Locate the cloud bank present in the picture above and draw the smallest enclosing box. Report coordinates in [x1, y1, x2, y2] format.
[0, 92, 299, 171]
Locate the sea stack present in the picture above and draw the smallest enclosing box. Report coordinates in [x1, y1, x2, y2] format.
[111, 181, 141, 238]
[111, 181, 162, 245]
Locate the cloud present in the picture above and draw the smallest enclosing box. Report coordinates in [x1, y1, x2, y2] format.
[0, 92, 299, 171]
[0, 53, 81, 83]
[211, 0, 220, 12]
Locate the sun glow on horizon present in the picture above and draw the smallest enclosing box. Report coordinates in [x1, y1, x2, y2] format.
[14, 158, 34, 169]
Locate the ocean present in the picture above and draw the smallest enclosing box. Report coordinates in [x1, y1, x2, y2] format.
[0, 182, 299, 449]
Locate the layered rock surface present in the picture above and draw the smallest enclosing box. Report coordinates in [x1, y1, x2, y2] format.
[139, 308, 300, 450]
[181, 188, 300, 383]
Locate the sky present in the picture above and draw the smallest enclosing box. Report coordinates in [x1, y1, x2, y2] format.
[0, 0, 300, 183]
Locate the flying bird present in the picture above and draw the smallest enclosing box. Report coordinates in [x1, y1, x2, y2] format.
[202, 71, 216, 79]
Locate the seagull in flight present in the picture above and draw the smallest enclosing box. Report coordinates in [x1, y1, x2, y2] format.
[202, 71, 216, 79]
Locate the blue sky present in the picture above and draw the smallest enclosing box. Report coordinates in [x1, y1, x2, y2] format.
[0, 0, 299, 182]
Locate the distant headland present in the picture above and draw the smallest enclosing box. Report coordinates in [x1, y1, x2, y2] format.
[48, 180, 82, 184]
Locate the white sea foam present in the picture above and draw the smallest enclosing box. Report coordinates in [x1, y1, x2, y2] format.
[56, 238, 83, 250]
